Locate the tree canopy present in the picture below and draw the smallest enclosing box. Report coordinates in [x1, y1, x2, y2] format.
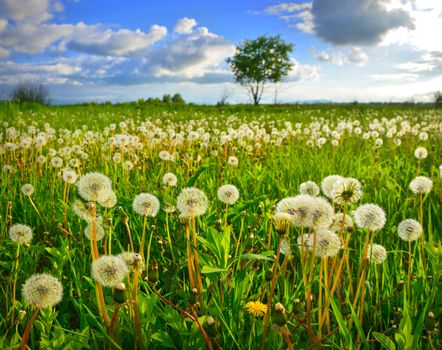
[226, 35, 294, 105]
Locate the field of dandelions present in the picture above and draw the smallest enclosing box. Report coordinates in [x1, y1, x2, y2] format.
[0, 103, 441, 350]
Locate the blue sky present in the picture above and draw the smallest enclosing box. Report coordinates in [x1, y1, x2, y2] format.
[0, 0, 441, 103]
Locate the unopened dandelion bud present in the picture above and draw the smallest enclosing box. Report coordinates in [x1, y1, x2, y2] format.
[118, 206, 128, 222]
[204, 316, 219, 338]
[215, 219, 223, 230]
[112, 282, 126, 304]
[272, 303, 287, 326]
[17, 310, 26, 324]
[397, 280, 405, 292]
[265, 269, 273, 282]
[148, 261, 159, 284]
[258, 204, 263, 215]
[425, 312, 436, 331]
[293, 298, 303, 314]
[241, 210, 246, 217]
[188, 287, 199, 305]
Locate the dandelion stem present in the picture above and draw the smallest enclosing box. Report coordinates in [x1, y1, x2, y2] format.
[28, 196, 47, 231]
[19, 307, 40, 350]
[260, 237, 282, 350]
[192, 217, 204, 293]
[10, 242, 21, 329]
[165, 212, 175, 263]
[419, 193, 426, 274]
[186, 224, 196, 289]
[407, 240, 412, 299]
[139, 216, 147, 258]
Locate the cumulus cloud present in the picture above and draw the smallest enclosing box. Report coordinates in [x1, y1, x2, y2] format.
[347, 47, 368, 65]
[311, 0, 414, 46]
[264, 2, 312, 15]
[287, 59, 319, 81]
[313, 47, 368, 66]
[0, 0, 62, 24]
[67, 24, 167, 56]
[149, 26, 235, 79]
[266, 0, 415, 46]
[381, 1, 442, 52]
[265, 2, 314, 33]
[0, 22, 73, 53]
[174, 17, 197, 34]
[315, 50, 345, 65]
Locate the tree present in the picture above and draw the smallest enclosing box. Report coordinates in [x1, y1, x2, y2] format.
[162, 94, 172, 103]
[226, 35, 294, 105]
[11, 83, 49, 104]
[171, 93, 185, 104]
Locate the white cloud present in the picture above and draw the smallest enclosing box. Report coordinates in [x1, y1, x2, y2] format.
[264, 2, 312, 15]
[315, 50, 344, 65]
[67, 24, 168, 56]
[150, 26, 235, 79]
[313, 47, 368, 66]
[311, 0, 414, 46]
[381, 1, 442, 52]
[347, 47, 368, 65]
[265, 2, 314, 33]
[0, 19, 8, 32]
[0, 0, 62, 24]
[0, 47, 9, 58]
[287, 59, 320, 81]
[174, 17, 197, 34]
[0, 22, 72, 53]
[370, 73, 419, 81]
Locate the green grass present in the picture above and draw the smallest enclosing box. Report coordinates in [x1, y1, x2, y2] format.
[0, 103, 441, 349]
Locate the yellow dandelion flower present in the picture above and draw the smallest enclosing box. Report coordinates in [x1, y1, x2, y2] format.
[245, 301, 267, 317]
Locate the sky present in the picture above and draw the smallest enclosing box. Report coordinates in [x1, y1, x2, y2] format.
[0, 0, 441, 104]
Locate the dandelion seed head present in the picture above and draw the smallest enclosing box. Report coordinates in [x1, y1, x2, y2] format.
[162, 173, 177, 187]
[84, 223, 105, 241]
[91, 255, 128, 287]
[353, 204, 386, 231]
[414, 147, 428, 159]
[176, 187, 209, 217]
[409, 176, 432, 194]
[62, 168, 77, 184]
[9, 224, 33, 243]
[313, 229, 342, 258]
[398, 219, 423, 242]
[50, 156, 63, 168]
[77, 172, 112, 202]
[21, 184, 34, 196]
[330, 212, 354, 232]
[276, 195, 315, 227]
[133, 193, 160, 217]
[367, 244, 387, 264]
[99, 190, 117, 208]
[72, 200, 94, 221]
[22, 273, 63, 308]
[310, 197, 334, 229]
[118, 252, 145, 271]
[299, 181, 320, 196]
[217, 184, 239, 205]
[228, 156, 239, 167]
[321, 175, 344, 199]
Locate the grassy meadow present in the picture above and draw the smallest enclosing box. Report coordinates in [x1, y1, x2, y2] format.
[0, 102, 441, 349]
